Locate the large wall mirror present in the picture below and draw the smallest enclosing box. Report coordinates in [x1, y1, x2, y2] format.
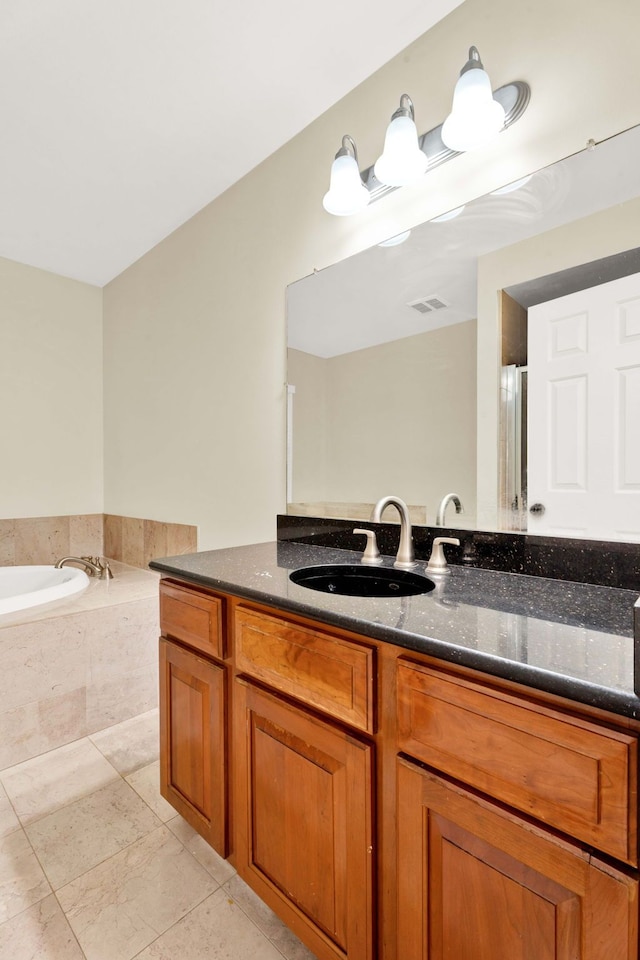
[286, 123, 640, 542]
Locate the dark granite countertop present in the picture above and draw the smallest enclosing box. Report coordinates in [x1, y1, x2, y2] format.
[149, 541, 640, 720]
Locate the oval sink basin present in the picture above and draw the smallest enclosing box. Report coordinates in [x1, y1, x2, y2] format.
[290, 564, 435, 598]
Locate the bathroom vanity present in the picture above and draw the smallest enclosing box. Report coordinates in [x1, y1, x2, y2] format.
[151, 540, 640, 960]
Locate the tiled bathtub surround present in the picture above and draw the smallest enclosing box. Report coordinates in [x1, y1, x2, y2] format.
[0, 515, 104, 566]
[104, 515, 197, 569]
[0, 562, 160, 770]
[0, 513, 197, 570]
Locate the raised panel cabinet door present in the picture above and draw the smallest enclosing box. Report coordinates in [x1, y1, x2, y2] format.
[397, 660, 637, 864]
[233, 679, 374, 960]
[396, 757, 638, 960]
[159, 637, 227, 855]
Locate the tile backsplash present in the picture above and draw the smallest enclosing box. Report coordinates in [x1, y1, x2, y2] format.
[0, 514, 104, 565]
[104, 514, 197, 569]
[278, 514, 640, 592]
[0, 514, 197, 569]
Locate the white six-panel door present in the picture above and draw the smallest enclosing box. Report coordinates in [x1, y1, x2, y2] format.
[527, 272, 640, 540]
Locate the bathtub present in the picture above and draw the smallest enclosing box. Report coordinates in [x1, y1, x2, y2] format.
[0, 565, 89, 615]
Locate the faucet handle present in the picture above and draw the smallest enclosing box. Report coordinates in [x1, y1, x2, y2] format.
[426, 537, 460, 576]
[353, 528, 383, 565]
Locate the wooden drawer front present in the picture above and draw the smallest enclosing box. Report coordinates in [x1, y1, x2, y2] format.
[160, 581, 223, 659]
[234, 605, 375, 732]
[397, 660, 637, 865]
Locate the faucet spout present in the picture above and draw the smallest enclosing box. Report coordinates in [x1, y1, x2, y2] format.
[55, 556, 114, 580]
[370, 495, 416, 569]
[435, 493, 464, 526]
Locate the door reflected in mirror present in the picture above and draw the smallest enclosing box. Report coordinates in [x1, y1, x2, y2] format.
[286, 124, 640, 542]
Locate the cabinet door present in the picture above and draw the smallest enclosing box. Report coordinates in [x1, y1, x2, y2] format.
[397, 757, 638, 960]
[159, 637, 227, 855]
[233, 679, 373, 960]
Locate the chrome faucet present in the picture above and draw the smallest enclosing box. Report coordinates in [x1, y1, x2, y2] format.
[370, 495, 416, 569]
[435, 492, 464, 526]
[55, 556, 114, 580]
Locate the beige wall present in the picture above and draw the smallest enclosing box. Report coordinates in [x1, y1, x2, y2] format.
[476, 195, 640, 529]
[289, 322, 477, 521]
[102, 0, 640, 550]
[0, 257, 103, 519]
[0, 0, 607, 545]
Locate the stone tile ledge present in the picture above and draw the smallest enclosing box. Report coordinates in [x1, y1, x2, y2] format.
[0, 561, 159, 630]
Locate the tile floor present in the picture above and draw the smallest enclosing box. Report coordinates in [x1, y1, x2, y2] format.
[0, 709, 318, 960]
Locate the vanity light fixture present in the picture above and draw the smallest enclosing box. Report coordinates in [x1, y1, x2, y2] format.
[441, 46, 506, 152]
[322, 135, 370, 216]
[322, 47, 529, 216]
[374, 95, 428, 187]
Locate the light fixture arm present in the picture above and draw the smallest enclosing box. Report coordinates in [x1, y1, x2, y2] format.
[335, 134, 359, 164]
[392, 94, 416, 122]
[461, 46, 483, 74]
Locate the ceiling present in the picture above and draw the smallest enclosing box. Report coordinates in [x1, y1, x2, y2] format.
[0, 0, 463, 287]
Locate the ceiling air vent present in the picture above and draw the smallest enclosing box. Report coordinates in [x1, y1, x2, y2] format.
[407, 295, 449, 314]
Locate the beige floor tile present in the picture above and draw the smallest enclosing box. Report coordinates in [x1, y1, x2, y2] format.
[57, 825, 217, 960]
[0, 828, 51, 923]
[224, 874, 318, 960]
[0, 783, 20, 839]
[26, 779, 161, 889]
[90, 709, 159, 776]
[166, 815, 236, 885]
[0, 892, 84, 959]
[0, 738, 119, 824]
[134, 887, 286, 960]
[126, 762, 175, 822]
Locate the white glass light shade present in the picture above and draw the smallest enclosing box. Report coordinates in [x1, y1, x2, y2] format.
[374, 115, 428, 187]
[322, 154, 370, 216]
[441, 66, 505, 152]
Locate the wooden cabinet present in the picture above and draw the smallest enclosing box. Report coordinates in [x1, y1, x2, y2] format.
[396, 757, 638, 960]
[233, 677, 374, 960]
[234, 603, 375, 732]
[397, 659, 637, 865]
[160, 580, 224, 659]
[395, 658, 639, 960]
[159, 582, 227, 855]
[157, 578, 639, 960]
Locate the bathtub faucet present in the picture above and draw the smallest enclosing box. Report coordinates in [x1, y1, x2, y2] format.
[55, 556, 114, 580]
